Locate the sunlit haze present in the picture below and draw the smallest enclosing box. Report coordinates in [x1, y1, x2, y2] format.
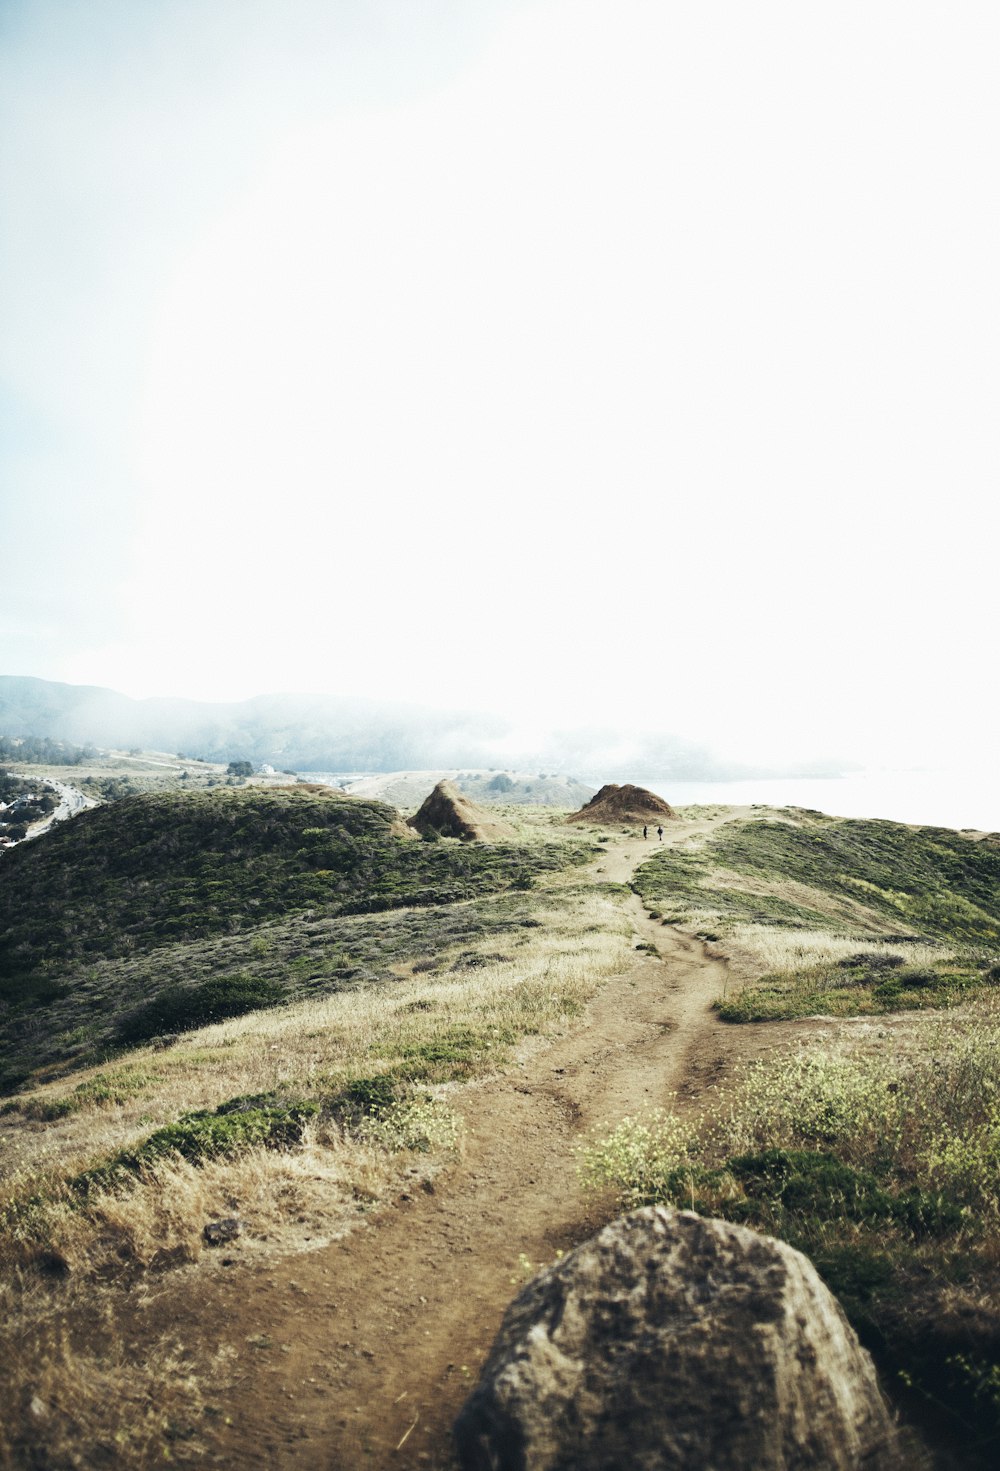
[3, 1, 998, 775]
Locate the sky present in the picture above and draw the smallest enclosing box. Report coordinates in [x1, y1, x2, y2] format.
[2, 0, 998, 775]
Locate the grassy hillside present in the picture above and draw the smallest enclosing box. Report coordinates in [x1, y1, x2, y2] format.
[0, 789, 590, 1090]
[635, 810, 1000, 1019]
[572, 811, 1000, 1460]
[0, 795, 631, 1471]
[6, 800, 1000, 1466]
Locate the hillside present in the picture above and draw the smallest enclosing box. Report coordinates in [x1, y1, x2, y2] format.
[634, 810, 1000, 944]
[3, 804, 1000, 1469]
[0, 788, 590, 1090]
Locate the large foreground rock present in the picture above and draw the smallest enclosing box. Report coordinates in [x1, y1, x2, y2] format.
[454, 1207, 900, 1471]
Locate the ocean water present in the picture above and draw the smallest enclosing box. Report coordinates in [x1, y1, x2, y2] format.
[638, 770, 1000, 833]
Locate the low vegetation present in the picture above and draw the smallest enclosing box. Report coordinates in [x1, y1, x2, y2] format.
[5, 791, 1000, 1467]
[635, 810, 1000, 1021]
[0, 789, 592, 1090]
[717, 950, 996, 1022]
[582, 998, 1000, 1462]
[0, 785, 629, 1467]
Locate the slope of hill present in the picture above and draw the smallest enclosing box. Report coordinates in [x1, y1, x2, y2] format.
[633, 808, 1000, 1018]
[2, 805, 1000, 1467]
[0, 788, 591, 1090]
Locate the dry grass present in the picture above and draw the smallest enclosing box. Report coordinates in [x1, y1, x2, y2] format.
[718, 924, 950, 995]
[1, 879, 633, 1467]
[0, 1299, 226, 1470]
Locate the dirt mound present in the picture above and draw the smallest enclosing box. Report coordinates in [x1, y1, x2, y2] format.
[567, 783, 675, 825]
[408, 780, 516, 842]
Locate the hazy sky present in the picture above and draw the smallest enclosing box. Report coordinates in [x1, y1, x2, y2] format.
[2, 0, 997, 772]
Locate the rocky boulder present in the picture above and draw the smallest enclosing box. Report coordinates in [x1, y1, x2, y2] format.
[454, 1207, 900, 1471]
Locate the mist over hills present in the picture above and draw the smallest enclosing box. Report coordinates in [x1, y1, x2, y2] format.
[0, 676, 844, 782]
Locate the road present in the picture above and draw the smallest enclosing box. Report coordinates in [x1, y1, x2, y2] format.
[24, 777, 98, 839]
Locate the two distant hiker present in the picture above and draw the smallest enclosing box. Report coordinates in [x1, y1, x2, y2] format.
[657, 825, 664, 841]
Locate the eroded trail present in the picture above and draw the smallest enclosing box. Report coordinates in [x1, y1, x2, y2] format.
[159, 829, 775, 1468]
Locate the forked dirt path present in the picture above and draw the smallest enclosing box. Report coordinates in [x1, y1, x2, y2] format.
[158, 819, 790, 1469]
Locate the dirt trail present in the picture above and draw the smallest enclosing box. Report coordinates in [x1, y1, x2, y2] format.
[160, 819, 784, 1469]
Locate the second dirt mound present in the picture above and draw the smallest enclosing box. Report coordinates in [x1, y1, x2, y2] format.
[567, 783, 675, 825]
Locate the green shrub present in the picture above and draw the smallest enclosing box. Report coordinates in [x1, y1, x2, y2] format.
[116, 975, 286, 1045]
[73, 1096, 319, 1193]
[22, 1097, 76, 1122]
[326, 1073, 404, 1126]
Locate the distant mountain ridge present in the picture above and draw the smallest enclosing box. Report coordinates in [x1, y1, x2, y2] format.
[0, 676, 511, 773]
[0, 675, 846, 782]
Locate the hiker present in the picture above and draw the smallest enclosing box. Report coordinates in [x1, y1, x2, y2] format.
[643, 825, 648, 839]
[657, 825, 664, 841]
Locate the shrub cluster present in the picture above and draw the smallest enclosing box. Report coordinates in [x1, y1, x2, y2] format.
[115, 974, 286, 1045]
[0, 788, 585, 988]
[582, 1015, 1000, 1459]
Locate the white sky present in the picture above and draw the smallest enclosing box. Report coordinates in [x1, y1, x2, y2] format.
[2, 0, 998, 772]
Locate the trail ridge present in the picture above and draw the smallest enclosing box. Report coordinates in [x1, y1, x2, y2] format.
[181, 818, 781, 1468]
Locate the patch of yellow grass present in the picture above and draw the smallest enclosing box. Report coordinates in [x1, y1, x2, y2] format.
[1, 891, 631, 1255]
[0, 1271, 230, 1469]
[1, 874, 634, 1469]
[719, 924, 949, 992]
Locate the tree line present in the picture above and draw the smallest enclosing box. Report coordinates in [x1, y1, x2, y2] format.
[0, 734, 96, 765]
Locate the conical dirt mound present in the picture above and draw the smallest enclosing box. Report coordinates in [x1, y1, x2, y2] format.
[566, 783, 675, 825]
[408, 780, 516, 842]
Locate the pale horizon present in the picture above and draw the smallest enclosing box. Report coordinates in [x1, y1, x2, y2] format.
[3, 1, 998, 778]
